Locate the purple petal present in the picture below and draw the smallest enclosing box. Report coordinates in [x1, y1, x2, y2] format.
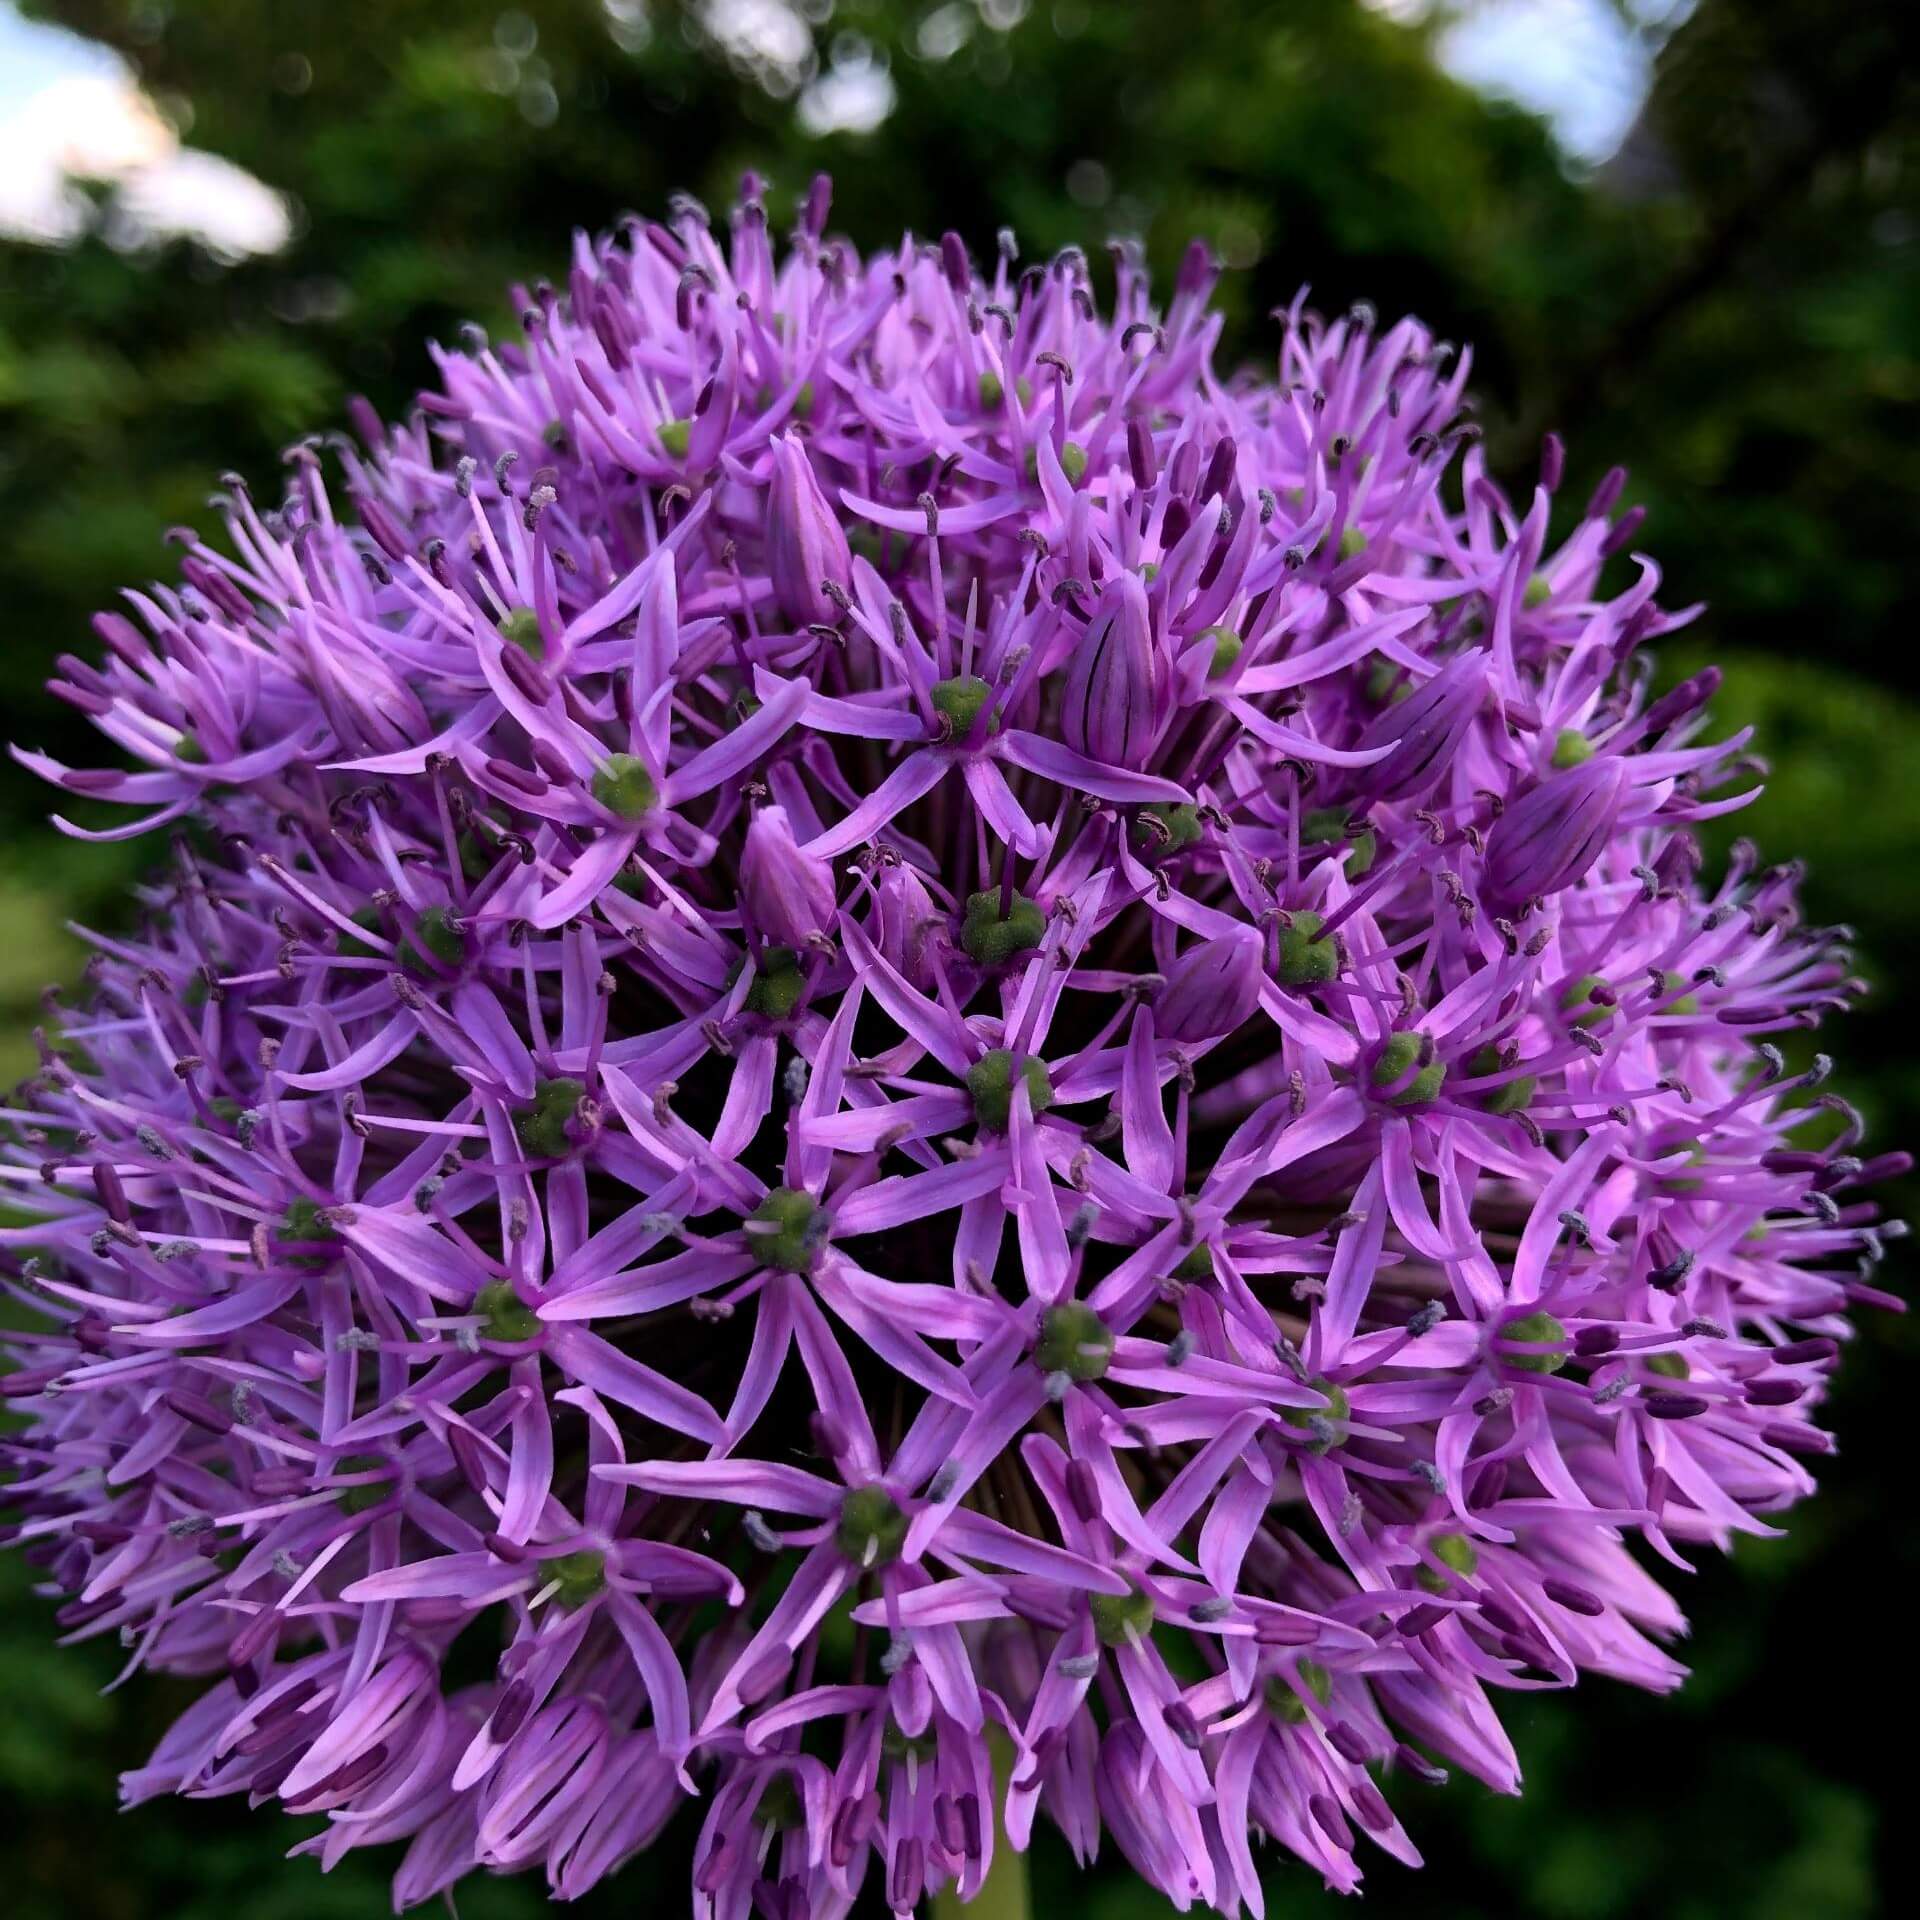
[997, 730, 1190, 803]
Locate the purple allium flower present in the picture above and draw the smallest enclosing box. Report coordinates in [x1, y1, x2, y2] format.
[2, 181, 1905, 1916]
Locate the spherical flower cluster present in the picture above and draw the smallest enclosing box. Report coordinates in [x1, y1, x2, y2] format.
[2, 177, 1903, 1916]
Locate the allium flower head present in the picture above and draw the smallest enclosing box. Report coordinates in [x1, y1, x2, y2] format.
[2, 179, 1905, 1916]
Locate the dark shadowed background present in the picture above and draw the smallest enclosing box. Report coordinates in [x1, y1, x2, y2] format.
[0, 1, 1915, 1914]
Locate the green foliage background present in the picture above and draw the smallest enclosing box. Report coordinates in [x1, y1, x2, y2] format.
[0, 2, 1914, 1913]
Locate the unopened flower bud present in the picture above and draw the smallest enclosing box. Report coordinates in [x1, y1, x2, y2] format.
[767, 433, 852, 628]
[1482, 756, 1628, 908]
[1158, 927, 1263, 1043]
[356, 496, 410, 563]
[873, 859, 939, 989]
[1176, 238, 1214, 299]
[940, 230, 970, 294]
[801, 172, 832, 239]
[740, 805, 837, 944]
[1641, 667, 1720, 737]
[1587, 464, 1627, 520]
[1060, 571, 1159, 765]
[1652, 830, 1702, 891]
[1540, 431, 1565, 493]
[1359, 649, 1485, 802]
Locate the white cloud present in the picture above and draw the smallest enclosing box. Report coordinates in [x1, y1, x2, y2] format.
[0, 8, 290, 258]
[700, 0, 815, 96]
[1437, 0, 1648, 163]
[1369, 0, 1697, 165]
[107, 143, 295, 262]
[797, 41, 895, 138]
